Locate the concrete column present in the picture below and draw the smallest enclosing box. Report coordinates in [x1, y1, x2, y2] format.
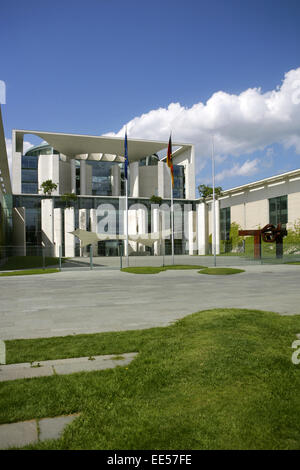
[137, 207, 147, 253]
[128, 209, 138, 253]
[157, 161, 164, 198]
[152, 206, 160, 255]
[80, 160, 87, 195]
[215, 199, 220, 255]
[89, 209, 98, 256]
[129, 162, 139, 197]
[185, 145, 196, 199]
[79, 209, 87, 256]
[111, 164, 121, 196]
[38, 155, 59, 195]
[12, 152, 22, 194]
[64, 207, 75, 257]
[188, 209, 195, 255]
[41, 198, 54, 256]
[51, 155, 60, 195]
[197, 202, 208, 255]
[53, 208, 62, 257]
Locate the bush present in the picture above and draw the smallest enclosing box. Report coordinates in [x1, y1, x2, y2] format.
[283, 219, 300, 254]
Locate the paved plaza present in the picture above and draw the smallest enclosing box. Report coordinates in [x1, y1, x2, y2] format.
[1, 257, 300, 340]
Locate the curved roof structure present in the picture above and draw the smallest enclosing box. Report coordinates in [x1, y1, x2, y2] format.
[13, 129, 192, 162]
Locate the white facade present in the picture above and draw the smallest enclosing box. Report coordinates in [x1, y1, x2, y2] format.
[197, 169, 300, 255]
[11, 129, 195, 199]
[6, 126, 300, 258]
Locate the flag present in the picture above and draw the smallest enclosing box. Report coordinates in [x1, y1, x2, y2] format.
[167, 134, 174, 186]
[124, 129, 128, 180]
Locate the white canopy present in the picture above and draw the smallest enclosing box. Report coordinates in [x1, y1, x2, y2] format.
[70, 228, 174, 247]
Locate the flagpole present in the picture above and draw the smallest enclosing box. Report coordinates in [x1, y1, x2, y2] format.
[171, 174, 174, 265]
[126, 177, 129, 267]
[124, 127, 129, 267]
[212, 134, 216, 267]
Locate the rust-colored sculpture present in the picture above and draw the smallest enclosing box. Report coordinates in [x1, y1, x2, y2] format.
[238, 223, 287, 259]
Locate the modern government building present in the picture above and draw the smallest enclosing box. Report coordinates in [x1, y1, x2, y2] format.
[1, 104, 300, 259]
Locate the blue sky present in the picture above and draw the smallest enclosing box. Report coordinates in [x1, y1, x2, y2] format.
[1, 0, 300, 191]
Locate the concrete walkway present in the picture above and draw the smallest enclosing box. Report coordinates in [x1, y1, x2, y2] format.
[0, 353, 138, 381]
[1, 263, 300, 340]
[0, 414, 80, 449]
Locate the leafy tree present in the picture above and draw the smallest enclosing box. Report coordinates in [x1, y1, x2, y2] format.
[61, 193, 78, 208]
[198, 184, 223, 200]
[40, 179, 58, 196]
[150, 195, 163, 205]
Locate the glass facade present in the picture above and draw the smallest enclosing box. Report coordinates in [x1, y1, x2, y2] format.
[22, 144, 60, 194]
[0, 193, 12, 246]
[269, 195, 288, 226]
[25, 144, 59, 157]
[86, 161, 124, 196]
[21, 155, 38, 194]
[139, 154, 159, 166]
[22, 146, 186, 200]
[14, 195, 42, 246]
[173, 165, 185, 199]
[220, 207, 231, 240]
[13, 195, 194, 255]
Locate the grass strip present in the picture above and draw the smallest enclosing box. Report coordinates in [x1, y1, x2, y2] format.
[198, 267, 245, 275]
[0, 256, 65, 271]
[2, 308, 300, 449]
[121, 265, 206, 274]
[0, 268, 60, 277]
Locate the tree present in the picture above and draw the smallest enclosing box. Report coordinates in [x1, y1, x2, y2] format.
[40, 179, 58, 196]
[61, 193, 78, 207]
[150, 195, 163, 205]
[198, 184, 223, 200]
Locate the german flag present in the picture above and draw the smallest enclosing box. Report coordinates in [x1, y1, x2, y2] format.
[167, 134, 174, 186]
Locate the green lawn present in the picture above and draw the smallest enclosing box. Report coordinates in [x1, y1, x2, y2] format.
[2, 308, 300, 449]
[121, 265, 206, 274]
[0, 268, 59, 277]
[198, 268, 245, 275]
[0, 255, 63, 271]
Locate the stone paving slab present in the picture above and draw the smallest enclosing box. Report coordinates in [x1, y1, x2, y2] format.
[0, 352, 138, 382]
[0, 365, 54, 382]
[0, 420, 38, 449]
[1, 264, 300, 340]
[0, 414, 79, 449]
[39, 414, 80, 442]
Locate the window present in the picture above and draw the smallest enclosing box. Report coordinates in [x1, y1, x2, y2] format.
[21, 182, 39, 194]
[269, 195, 288, 226]
[21, 155, 38, 194]
[220, 207, 231, 240]
[173, 165, 185, 199]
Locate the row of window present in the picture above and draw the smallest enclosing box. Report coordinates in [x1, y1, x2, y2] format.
[220, 195, 288, 240]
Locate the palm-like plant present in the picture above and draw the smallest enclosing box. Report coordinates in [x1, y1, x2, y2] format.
[40, 180, 58, 196]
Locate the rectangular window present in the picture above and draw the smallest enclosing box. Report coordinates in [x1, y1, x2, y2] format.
[21, 155, 38, 194]
[220, 207, 231, 240]
[173, 165, 185, 199]
[269, 195, 288, 226]
[21, 182, 39, 194]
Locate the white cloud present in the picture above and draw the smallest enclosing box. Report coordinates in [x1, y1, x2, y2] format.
[5, 138, 34, 177]
[108, 67, 300, 171]
[215, 159, 259, 183]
